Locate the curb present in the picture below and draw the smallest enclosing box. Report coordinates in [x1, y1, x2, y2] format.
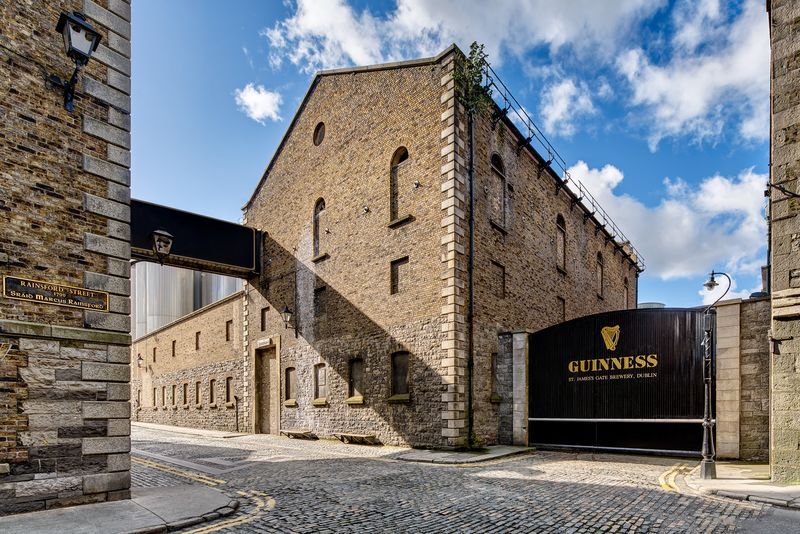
[397, 448, 534, 465]
[707, 490, 800, 510]
[133, 499, 240, 534]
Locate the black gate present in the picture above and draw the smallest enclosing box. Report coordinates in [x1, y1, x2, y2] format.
[528, 308, 712, 456]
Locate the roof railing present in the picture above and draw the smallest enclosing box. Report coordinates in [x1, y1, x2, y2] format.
[482, 63, 645, 272]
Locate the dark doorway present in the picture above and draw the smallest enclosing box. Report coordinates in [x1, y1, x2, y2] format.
[255, 346, 278, 434]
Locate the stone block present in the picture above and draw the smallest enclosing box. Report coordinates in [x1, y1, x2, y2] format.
[84, 310, 131, 332]
[84, 77, 130, 112]
[107, 419, 130, 436]
[82, 155, 131, 186]
[93, 44, 131, 76]
[19, 339, 59, 354]
[15, 475, 82, 498]
[108, 108, 131, 131]
[82, 362, 130, 382]
[107, 145, 131, 168]
[107, 258, 131, 278]
[84, 0, 131, 39]
[83, 116, 131, 149]
[61, 345, 108, 362]
[106, 453, 130, 472]
[83, 471, 130, 494]
[83, 193, 131, 222]
[83, 401, 131, 420]
[22, 400, 82, 415]
[82, 436, 130, 455]
[107, 383, 130, 400]
[106, 69, 131, 96]
[84, 271, 131, 297]
[107, 182, 131, 205]
[108, 295, 131, 314]
[107, 345, 130, 363]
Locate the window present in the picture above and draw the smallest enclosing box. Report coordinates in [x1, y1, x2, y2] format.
[390, 256, 409, 295]
[152, 387, 156, 407]
[171, 385, 176, 406]
[556, 215, 566, 271]
[209, 379, 216, 404]
[623, 278, 629, 308]
[489, 154, 507, 227]
[195, 381, 201, 404]
[161, 386, 166, 406]
[348, 358, 364, 400]
[389, 146, 409, 221]
[226, 320, 233, 342]
[171, 340, 176, 357]
[596, 252, 604, 298]
[314, 363, 327, 400]
[182, 383, 188, 405]
[285, 367, 297, 402]
[313, 122, 325, 146]
[226, 377, 233, 403]
[152, 347, 157, 363]
[260, 307, 269, 331]
[391, 351, 410, 398]
[313, 198, 326, 258]
[314, 286, 327, 318]
[491, 261, 506, 299]
[195, 331, 201, 350]
[557, 296, 566, 322]
[137, 389, 141, 407]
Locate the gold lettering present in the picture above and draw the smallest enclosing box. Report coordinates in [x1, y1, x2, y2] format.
[568, 361, 578, 373]
[647, 354, 658, 367]
[635, 355, 647, 368]
[598, 359, 609, 371]
[611, 358, 623, 370]
[623, 356, 634, 369]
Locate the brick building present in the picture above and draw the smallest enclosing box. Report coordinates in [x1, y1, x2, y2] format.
[0, 0, 133, 514]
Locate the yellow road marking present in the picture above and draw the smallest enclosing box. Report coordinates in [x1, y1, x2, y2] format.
[183, 490, 273, 533]
[659, 463, 683, 492]
[131, 456, 226, 486]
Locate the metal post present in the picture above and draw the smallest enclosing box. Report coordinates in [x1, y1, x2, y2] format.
[700, 309, 716, 479]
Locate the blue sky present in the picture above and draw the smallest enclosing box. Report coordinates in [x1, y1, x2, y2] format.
[131, 0, 769, 307]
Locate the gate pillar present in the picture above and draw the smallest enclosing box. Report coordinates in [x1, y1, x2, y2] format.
[511, 332, 530, 446]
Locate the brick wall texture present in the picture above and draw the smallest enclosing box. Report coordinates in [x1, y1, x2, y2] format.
[769, 0, 800, 482]
[0, 0, 132, 514]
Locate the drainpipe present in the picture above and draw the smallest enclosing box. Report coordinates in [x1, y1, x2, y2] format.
[467, 109, 476, 447]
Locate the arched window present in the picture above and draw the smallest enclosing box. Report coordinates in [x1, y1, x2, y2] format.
[596, 252, 604, 298]
[390, 147, 409, 221]
[489, 154, 506, 227]
[313, 122, 325, 146]
[623, 277, 629, 308]
[556, 215, 566, 271]
[313, 198, 325, 257]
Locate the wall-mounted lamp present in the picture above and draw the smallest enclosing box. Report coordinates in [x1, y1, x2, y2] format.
[136, 354, 144, 368]
[280, 305, 297, 337]
[363, 205, 370, 213]
[413, 180, 421, 189]
[151, 229, 174, 265]
[47, 12, 101, 112]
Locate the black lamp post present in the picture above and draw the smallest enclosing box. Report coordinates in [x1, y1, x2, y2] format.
[48, 12, 102, 112]
[700, 270, 731, 479]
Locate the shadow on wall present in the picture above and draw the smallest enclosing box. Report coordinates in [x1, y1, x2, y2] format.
[250, 234, 495, 447]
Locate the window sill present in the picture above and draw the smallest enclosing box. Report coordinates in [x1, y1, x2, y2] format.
[182, 404, 189, 410]
[312, 398, 328, 407]
[152, 407, 159, 411]
[597, 293, 604, 300]
[387, 393, 410, 404]
[161, 406, 168, 411]
[209, 403, 218, 409]
[225, 402, 235, 409]
[490, 393, 502, 404]
[171, 405, 178, 410]
[345, 395, 364, 405]
[195, 404, 203, 409]
[312, 252, 329, 263]
[489, 219, 507, 235]
[556, 266, 567, 276]
[388, 214, 414, 228]
[283, 399, 298, 408]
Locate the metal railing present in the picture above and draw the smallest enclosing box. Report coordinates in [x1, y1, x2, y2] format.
[482, 63, 646, 272]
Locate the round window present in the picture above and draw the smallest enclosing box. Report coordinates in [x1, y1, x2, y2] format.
[313, 122, 325, 146]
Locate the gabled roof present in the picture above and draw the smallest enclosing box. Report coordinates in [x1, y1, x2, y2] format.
[242, 44, 460, 210]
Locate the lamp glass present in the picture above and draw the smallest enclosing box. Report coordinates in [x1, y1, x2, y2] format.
[57, 12, 101, 65]
[280, 306, 292, 326]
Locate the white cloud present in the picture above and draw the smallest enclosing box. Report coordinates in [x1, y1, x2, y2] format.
[616, 0, 769, 150]
[234, 83, 283, 124]
[567, 161, 767, 281]
[540, 79, 596, 137]
[265, 0, 665, 73]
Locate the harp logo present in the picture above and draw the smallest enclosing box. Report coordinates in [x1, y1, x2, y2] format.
[601, 325, 620, 351]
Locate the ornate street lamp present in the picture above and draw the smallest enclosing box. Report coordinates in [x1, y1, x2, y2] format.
[151, 229, 174, 265]
[280, 305, 296, 337]
[48, 12, 102, 112]
[700, 270, 731, 479]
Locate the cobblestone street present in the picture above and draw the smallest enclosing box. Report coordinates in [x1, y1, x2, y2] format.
[127, 424, 795, 533]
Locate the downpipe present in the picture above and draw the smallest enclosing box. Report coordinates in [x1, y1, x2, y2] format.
[467, 110, 475, 447]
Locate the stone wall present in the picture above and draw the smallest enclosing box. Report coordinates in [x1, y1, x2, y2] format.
[0, 0, 132, 514]
[768, 0, 800, 482]
[739, 297, 770, 461]
[130, 292, 243, 432]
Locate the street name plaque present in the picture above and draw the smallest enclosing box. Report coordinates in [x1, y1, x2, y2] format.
[3, 275, 109, 311]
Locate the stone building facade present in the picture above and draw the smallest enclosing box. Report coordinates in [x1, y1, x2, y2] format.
[768, 0, 800, 482]
[240, 46, 640, 448]
[0, 0, 133, 514]
[131, 291, 244, 432]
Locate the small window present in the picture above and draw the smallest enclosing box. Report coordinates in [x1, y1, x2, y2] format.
[623, 278, 629, 308]
[556, 215, 566, 271]
[596, 252, 604, 298]
[195, 331, 201, 350]
[137, 389, 141, 407]
[171, 384, 176, 406]
[171, 340, 176, 357]
[226, 320, 233, 342]
[390, 256, 409, 295]
[313, 122, 325, 146]
[182, 383, 188, 405]
[391, 351, 410, 396]
[152, 387, 156, 407]
[314, 363, 327, 400]
[161, 386, 166, 406]
[195, 381, 201, 404]
[491, 261, 505, 299]
[314, 286, 327, 318]
[225, 377, 233, 403]
[349, 358, 364, 399]
[489, 154, 507, 227]
[260, 306, 269, 331]
[313, 198, 326, 258]
[152, 347, 157, 363]
[390, 146, 410, 221]
[557, 296, 566, 322]
[285, 367, 297, 401]
[209, 379, 216, 404]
